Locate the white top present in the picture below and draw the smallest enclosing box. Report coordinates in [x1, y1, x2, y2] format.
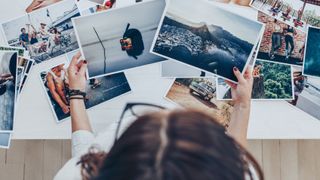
[54, 123, 118, 180]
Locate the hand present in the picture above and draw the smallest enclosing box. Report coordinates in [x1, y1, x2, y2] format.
[68, 52, 87, 92]
[61, 105, 70, 114]
[225, 66, 253, 108]
[30, 0, 61, 11]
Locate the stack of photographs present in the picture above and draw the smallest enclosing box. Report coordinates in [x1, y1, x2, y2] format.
[1, 0, 320, 148]
[156, 0, 320, 123]
[0, 51, 18, 149]
[0, 45, 34, 149]
[248, 1, 320, 120]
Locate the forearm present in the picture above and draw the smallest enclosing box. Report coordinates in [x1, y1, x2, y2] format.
[227, 101, 251, 148]
[70, 98, 92, 133]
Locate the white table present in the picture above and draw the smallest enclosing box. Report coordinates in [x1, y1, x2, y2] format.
[1, 0, 320, 139]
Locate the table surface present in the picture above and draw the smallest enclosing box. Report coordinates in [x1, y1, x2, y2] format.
[1, 0, 320, 139]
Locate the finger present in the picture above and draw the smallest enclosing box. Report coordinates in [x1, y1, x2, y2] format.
[76, 60, 84, 70]
[244, 66, 253, 80]
[79, 61, 88, 76]
[233, 67, 245, 84]
[70, 52, 82, 68]
[225, 80, 237, 89]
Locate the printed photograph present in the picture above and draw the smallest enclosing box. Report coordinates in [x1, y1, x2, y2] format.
[257, 11, 306, 66]
[2, 0, 80, 63]
[0, 132, 11, 149]
[165, 78, 234, 126]
[151, 0, 264, 82]
[17, 57, 35, 93]
[250, 0, 320, 32]
[208, 0, 252, 6]
[161, 39, 261, 78]
[0, 46, 24, 57]
[15, 67, 24, 102]
[217, 59, 293, 100]
[303, 26, 320, 78]
[40, 61, 131, 122]
[0, 51, 18, 132]
[79, 0, 116, 15]
[289, 67, 320, 120]
[73, 0, 166, 78]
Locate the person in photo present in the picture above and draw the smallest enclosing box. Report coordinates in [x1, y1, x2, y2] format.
[39, 23, 49, 40]
[19, 28, 30, 49]
[284, 24, 296, 61]
[269, 19, 282, 60]
[26, 0, 63, 13]
[45, 64, 70, 114]
[250, 0, 320, 31]
[0, 73, 14, 96]
[257, 12, 306, 66]
[54, 53, 263, 180]
[0, 52, 17, 131]
[291, 70, 305, 105]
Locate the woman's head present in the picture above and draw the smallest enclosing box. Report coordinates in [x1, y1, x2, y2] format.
[89, 110, 263, 180]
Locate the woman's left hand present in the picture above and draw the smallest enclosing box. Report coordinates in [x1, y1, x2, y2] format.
[68, 52, 87, 92]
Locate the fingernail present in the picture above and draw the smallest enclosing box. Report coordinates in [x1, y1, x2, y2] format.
[233, 67, 238, 71]
[84, 60, 87, 64]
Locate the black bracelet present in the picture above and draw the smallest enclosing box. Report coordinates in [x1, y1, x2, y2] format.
[69, 97, 85, 100]
[69, 89, 86, 98]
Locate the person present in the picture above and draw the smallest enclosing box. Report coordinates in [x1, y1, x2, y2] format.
[54, 53, 263, 180]
[19, 28, 29, 49]
[252, 65, 262, 78]
[52, 28, 61, 45]
[39, 23, 49, 41]
[284, 25, 295, 60]
[26, 0, 62, 13]
[0, 74, 13, 96]
[291, 72, 305, 105]
[46, 64, 70, 114]
[269, 19, 282, 60]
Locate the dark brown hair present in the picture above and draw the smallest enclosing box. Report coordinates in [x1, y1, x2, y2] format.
[82, 110, 263, 180]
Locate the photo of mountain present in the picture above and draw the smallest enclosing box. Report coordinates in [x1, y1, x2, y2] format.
[151, 0, 264, 82]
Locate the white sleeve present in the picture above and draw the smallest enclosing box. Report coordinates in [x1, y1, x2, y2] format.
[72, 130, 95, 157]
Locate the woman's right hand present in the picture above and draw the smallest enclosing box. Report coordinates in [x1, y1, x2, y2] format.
[68, 52, 87, 92]
[225, 66, 253, 108]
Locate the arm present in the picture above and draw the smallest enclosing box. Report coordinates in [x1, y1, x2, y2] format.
[68, 52, 92, 133]
[47, 74, 69, 114]
[225, 67, 253, 148]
